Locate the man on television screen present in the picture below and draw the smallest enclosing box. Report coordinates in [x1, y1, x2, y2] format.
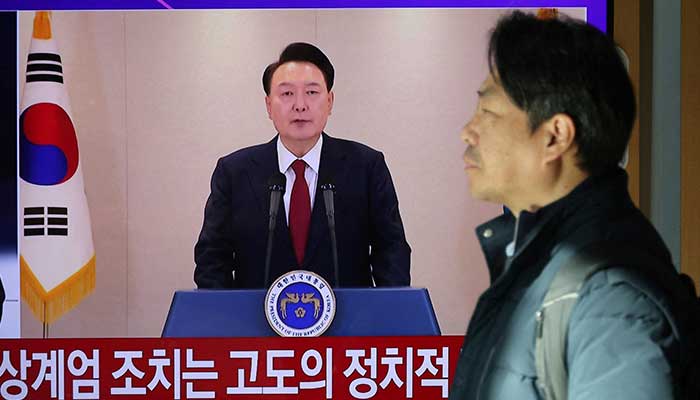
[194, 42, 411, 289]
[450, 11, 695, 400]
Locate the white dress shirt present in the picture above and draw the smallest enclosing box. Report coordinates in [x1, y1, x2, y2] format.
[277, 135, 323, 224]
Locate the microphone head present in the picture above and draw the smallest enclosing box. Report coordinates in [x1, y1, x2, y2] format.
[268, 172, 286, 193]
[319, 172, 335, 191]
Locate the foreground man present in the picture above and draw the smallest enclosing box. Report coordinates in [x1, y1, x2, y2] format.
[450, 11, 695, 400]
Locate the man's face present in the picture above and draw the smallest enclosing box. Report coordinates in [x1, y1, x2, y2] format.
[265, 61, 334, 153]
[461, 74, 543, 210]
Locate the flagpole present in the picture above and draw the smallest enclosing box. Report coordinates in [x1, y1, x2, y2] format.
[42, 302, 48, 338]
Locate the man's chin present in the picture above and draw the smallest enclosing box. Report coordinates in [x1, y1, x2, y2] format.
[470, 192, 488, 202]
[281, 130, 321, 142]
[467, 184, 482, 199]
[467, 182, 492, 202]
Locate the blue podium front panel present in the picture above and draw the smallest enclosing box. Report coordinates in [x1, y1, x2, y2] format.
[162, 287, 440, 337]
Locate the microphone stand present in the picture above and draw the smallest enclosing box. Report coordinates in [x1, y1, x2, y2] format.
[321, 182, 339, 287]
[264, 174, 286, 287]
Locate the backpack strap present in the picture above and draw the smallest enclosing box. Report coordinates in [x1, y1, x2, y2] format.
[534, 249, 609, 400]
[534, 242, 690, 400]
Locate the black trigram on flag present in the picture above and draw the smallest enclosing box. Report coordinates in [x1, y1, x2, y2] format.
[26, 52, 63, 84]
[24, 206, 68, 236]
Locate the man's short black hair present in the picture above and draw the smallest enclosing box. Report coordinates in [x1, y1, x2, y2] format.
[262, 42, 335, 95]
[488, 11, 635, 176]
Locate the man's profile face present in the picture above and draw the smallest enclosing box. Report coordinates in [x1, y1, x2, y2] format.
[461, 74, 542, 210]
[265, 61, 334, 153]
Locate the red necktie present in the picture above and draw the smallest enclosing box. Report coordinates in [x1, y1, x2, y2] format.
[289, 159, 311, 265]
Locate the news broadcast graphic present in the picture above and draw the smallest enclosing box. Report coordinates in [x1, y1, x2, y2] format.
[0, 336, 462, 399]
[19, 12, 95, 325]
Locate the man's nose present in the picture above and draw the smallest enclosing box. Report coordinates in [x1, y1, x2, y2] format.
[293, 95, 307, 112]
[461, 122, 478, 145]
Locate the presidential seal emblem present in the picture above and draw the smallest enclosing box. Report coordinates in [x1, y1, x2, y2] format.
[265, 270, 336, 337]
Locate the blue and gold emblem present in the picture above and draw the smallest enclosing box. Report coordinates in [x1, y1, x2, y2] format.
[265, 270, 336, 337]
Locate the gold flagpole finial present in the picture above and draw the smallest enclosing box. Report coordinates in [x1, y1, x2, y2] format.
[33, 11, 52, 40]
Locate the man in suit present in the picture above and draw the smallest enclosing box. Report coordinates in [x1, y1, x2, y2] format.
[194, 42, 411, 289]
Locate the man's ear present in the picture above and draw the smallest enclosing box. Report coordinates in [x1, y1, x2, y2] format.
[327, 91, 334, 115]
[265, 95, 272, 119]
[540, 113, 576, 163]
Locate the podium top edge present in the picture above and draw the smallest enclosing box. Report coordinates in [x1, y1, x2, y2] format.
[176, 287, 428, 294]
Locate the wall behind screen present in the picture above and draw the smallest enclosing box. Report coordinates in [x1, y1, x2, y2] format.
[18, 8, 585, 337]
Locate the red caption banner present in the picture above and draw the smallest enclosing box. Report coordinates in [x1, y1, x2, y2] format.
[0, 335, 464, 399]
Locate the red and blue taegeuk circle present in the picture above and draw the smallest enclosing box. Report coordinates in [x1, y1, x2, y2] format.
[20, 102, 79, 186]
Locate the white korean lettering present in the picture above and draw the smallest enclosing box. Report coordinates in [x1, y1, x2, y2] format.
[67, 350, 99, 400]
[31, 349, 65, 399]
[111, 351, 146, 395]
[182, 348, 217, 399]
[263, 350, 297, 395]
[227, 351, 262, 395]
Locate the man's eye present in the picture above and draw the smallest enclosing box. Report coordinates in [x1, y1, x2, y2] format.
[307, 90, 319, 95]
[281, 91, 293, 96]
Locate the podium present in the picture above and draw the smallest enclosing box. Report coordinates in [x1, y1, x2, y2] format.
[162, 287, 440, 337]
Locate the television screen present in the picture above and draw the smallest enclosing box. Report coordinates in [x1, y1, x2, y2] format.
[1, 1, 610, 338]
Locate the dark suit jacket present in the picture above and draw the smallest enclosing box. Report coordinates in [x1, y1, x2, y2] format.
[194, 133, 411, 288]
[0, 275, 4, 323]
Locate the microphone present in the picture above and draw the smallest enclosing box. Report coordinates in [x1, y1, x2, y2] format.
[320, 174, 340, 287]
[264, 172, 286, 287]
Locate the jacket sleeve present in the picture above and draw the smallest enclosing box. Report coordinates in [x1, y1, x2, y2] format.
[566, 270, 677, 400]
[367, 151, 411, 286]
[193, 158, 236, 288]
